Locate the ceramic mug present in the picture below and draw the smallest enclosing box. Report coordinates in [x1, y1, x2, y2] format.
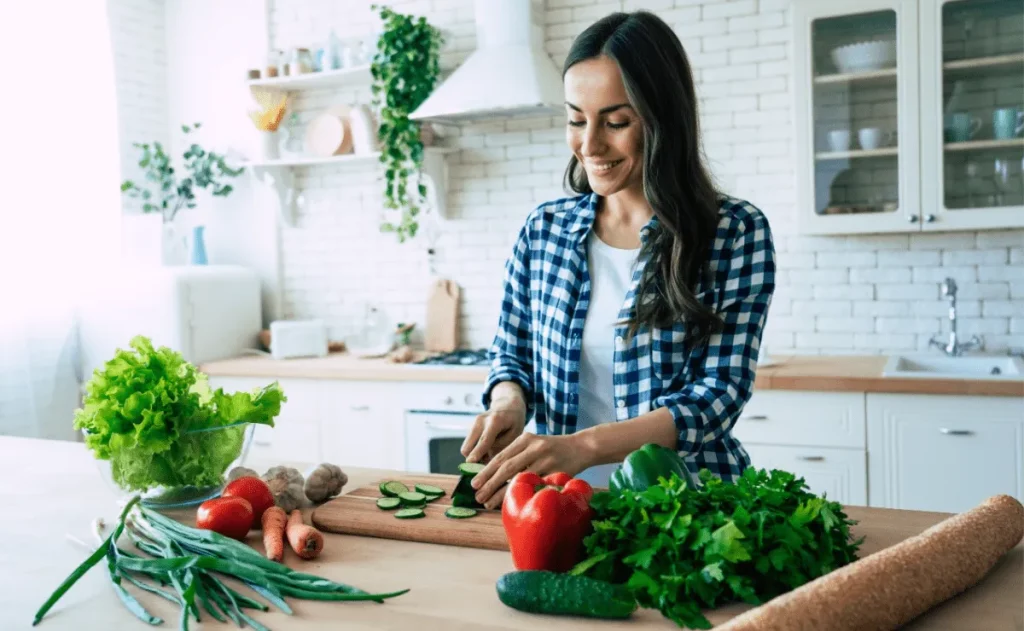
[947, 112, 982, 142]
[827, 129, 851, 152]
[992, 108, 1024, 140]
[858, 127, 895, 150]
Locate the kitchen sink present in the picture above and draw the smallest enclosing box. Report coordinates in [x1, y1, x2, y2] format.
[882, 354, 1024, 380]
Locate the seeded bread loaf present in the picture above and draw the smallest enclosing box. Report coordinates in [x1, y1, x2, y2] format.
[717, 494, 1024, 631]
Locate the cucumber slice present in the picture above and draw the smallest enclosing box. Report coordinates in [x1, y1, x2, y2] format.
[398, 491, 427, 506]
[424, 492, 445, 502]
[394, 508, 425, 519]
[415, 483, 445, 496]
[458, 462, 486, 476]
[376, 497, 401, 510]
[379, 481, 409, 497]
[445, 507, 478, 519]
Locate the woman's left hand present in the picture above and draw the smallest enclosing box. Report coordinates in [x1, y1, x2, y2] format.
[471, 433, 590, 509]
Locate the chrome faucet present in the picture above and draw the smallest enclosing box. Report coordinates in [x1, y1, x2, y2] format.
[928, 277, 981, 357]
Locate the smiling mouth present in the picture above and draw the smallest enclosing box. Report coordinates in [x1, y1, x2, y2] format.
[587, 159, 624, 173]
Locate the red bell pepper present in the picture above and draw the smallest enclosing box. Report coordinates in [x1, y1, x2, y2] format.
[501, 471, 595, 572]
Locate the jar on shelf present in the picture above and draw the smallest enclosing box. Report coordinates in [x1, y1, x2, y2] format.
[288, 47, 314, 75]
[278, 112, 305, 159]
[265, 50, 282, 78]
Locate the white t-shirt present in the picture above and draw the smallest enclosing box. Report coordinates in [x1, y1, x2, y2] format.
[575, 230, 640, 488]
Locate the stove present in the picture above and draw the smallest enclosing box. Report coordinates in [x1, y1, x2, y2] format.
[415, 348, 490, 366]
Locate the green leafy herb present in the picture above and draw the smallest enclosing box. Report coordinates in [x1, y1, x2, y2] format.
[73, 336, 286, 491]
[572, 468, 863, 629]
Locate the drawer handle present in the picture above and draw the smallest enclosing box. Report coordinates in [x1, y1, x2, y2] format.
[350, 405, 370, 412]
[253, 440, 272, 447]
[798, 456, 825, 462]
[939, 428, 973, 436]
[742, 415, 769, 421]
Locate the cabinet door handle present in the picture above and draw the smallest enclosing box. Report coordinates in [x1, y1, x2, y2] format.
[939, 428, 973, 436]
[253, 440, 272, 447]
[742, 414, 769, 421]
[350, 405, 370, 412]
[798, 456, 825, 462]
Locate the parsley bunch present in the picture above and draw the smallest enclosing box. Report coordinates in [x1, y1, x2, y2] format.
[571, 468, 863, 629]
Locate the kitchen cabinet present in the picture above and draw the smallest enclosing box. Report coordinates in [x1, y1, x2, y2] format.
[319, 381, 405, 471]
[742, 444, 868, 506]
[205, 375, 410, 471]
[735, 391, 868, 505]
[867, 393, 1024, 512]
[793, 0, 1024, 235]
[207, 376, 325, 464]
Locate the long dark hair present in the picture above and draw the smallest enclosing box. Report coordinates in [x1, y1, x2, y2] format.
[563, 11, 723, 347]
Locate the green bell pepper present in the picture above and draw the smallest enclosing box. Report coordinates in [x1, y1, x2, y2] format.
[608, 443, 695, 493]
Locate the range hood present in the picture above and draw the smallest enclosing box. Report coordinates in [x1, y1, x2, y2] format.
[409, 0, 564, 125]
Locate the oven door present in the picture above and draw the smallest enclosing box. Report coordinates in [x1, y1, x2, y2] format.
[404, 410, 477, 475]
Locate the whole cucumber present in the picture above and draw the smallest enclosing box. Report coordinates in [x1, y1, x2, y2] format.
[495, 570, 637, 619]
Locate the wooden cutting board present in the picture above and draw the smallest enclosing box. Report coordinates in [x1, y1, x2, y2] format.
[311, 473, 508, 551]
[424, 278, 460, 353]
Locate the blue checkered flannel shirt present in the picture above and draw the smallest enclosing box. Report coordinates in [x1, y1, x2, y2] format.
[483, 192, 776, 483]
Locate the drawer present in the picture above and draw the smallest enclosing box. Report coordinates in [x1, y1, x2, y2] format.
[742, 443, 867, 506]
[732, 391, 866, 449]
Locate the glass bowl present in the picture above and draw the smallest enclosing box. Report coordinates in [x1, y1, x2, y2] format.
[86, 424, 256, 509]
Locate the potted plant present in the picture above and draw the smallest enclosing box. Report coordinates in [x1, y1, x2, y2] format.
[120, 123, 244, 264]
[370, 5, 444, 243]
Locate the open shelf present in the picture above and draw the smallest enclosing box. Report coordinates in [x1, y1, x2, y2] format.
[246, 65, 372, 91]
[944, 138, 1024, 152]
[943, 52, 1024, 74]
[814, 67, 897, 85]
[247, 147, 458, 227]
[816, 146, 899, 160]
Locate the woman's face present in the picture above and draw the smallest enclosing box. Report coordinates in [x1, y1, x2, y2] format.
[564, 55, 644, 197]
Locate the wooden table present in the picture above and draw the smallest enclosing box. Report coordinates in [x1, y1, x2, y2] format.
[3, 436, 1021, 630]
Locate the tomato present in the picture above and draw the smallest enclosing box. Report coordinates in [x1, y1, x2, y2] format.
[196, 497, 253, 540]
[223, 476, 276, 526]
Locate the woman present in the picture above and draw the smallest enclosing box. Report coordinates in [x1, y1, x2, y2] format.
[461, 10, 776, 509]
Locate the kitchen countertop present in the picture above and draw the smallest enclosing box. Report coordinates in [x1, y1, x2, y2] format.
[199, 352, 1024, 396]
[5, 436, 1022, 631]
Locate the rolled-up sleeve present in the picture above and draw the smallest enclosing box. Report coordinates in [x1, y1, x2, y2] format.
[482, 220, 535, 417]
[653, 210, 776, 454]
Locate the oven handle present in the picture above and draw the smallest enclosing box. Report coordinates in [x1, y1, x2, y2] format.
[424, 421, 472, 432]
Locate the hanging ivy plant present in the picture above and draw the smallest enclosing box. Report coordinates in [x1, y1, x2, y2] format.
[370, 5, 444, 243]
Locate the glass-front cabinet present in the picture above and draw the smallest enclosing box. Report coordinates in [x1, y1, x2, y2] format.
[794, 0, 1024, 235]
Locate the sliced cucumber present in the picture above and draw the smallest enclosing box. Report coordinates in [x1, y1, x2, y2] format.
[445, 507, 478, 519]
[394, 508, 425, 519]
[376, 497, 401, 510]
[379, 480, 410, 497]
[424, 493, 445, 502]
[398, 491, 427, 507]
[415, 483, 445, 496]
[458, 462, 486, 476]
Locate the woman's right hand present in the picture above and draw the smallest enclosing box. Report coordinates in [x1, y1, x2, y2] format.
[460, 393, 527, 464]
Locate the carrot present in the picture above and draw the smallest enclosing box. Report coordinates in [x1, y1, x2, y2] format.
[286, 509, 324, 560]
[261, 506, 287, 562]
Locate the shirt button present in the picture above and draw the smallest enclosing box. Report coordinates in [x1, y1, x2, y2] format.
[615, 335, 624, 345]
[617, 400, 625, 409]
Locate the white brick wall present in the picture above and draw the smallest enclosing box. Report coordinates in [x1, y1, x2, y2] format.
[255, 0, 1023, 354]
[108, 0, 169, 215]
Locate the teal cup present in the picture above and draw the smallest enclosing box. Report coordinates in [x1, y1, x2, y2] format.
[992, 108, 1024, 140]
[947, 112, 981, 142]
